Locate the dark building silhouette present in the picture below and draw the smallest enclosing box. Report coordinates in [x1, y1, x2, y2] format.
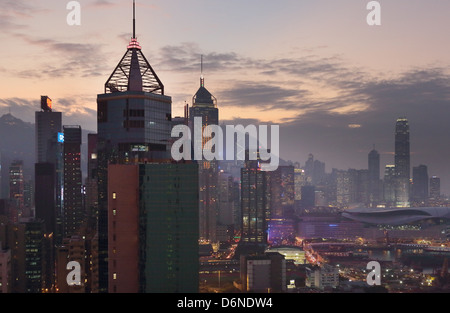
[35, 97, 63, 244]
[368, 148, 381, 206]
[430, 176, 441, 201]
[63, 125, 83, 238]
[300, 185, 315, 209]
[34, 163, 56, 236]
[85, 133, 98, 228]
[5, 218, 45, 293]
[394, 118, 410, 207]
[236, 153, 271, 257]
[412, 164, 428, 204]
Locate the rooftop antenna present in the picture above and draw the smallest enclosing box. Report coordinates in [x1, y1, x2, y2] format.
[133, 0, 136, 39]
[200, 54, 204, 87]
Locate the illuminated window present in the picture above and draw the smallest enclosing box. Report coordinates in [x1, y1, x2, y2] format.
[112, 192, 117, 200]
[113, 273, 117, 280]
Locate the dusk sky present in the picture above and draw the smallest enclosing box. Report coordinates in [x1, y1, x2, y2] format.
[1, 0, 450, 193]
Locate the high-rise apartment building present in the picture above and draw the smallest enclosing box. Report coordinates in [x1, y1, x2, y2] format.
[107, 163, 199, 293]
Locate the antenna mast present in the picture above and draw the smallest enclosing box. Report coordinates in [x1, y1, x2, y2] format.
[133, 0, 136, 39]
[200, 55, 204, 87]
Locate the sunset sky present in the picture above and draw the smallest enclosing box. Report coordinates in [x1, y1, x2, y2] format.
[1, 0, 450, 193]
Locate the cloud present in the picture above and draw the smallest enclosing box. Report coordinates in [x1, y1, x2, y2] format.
[0, 96, 97, 131]
[156, 42, 247, 73]
[11, 33, 109, 79]
[217, 81, 309, 111]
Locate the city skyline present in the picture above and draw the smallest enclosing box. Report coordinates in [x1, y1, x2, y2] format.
[2, 0, 450, 296]
[1, 0, 450, 194]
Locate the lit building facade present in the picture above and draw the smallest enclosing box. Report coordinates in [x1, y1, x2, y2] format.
[305, 264, 339, 290]
[9, 160, 24, 223]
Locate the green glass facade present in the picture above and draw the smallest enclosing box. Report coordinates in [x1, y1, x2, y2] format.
[138, 163, 199, 293]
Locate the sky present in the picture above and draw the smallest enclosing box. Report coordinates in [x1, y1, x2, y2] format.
[1, 0, 450, 194]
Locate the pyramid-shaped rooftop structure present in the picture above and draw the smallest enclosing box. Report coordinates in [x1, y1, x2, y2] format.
[104, 1, 164, 95]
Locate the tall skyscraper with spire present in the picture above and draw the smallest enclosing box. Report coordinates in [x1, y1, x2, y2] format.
[96, 1, 172, 292]
[394, 117, 410, 207]
[189, 56, 219, 242]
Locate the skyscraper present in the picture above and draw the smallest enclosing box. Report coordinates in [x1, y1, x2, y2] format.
[97, 1, 172, 292]
[35, 96, 63, 243]
[430, 176, 441, 201]
[189, 58, 219, 242]
[368, 148, 381, 206]
[9, 160, 24, 223]
[394, 118, 410, 207]
[138, 163, 199, 293]
[383, 165, 396, 205]
[63, 125, 83, 238]
[237, 153, 271, 257]
[107, 163, 199, 293]
[270, 165, 295, 218]
[412, 165, 428, 204]
[6, 218, 45, 293]
[34, 163, 55, 237]
[85, 133, 98, 227]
